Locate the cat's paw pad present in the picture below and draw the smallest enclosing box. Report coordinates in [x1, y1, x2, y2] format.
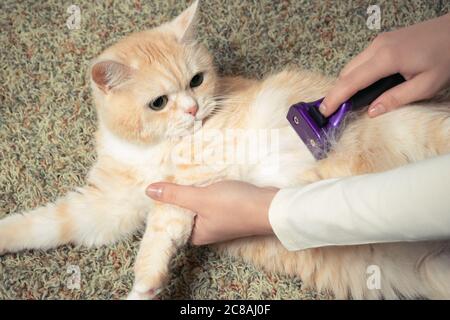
[127, 285, 163, 300]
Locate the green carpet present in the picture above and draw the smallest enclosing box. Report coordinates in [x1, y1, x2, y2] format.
[0, 0, 448, 300]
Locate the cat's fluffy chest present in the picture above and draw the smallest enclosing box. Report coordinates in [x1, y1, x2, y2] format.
[96, 114, 316, 190]
[97, 125, 170, 183]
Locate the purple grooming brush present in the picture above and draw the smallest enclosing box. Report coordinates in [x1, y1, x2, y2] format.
[287, 73, 405, 160]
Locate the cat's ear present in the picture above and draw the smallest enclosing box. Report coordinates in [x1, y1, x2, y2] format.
[91, 60, 134, 93]
[168, 0, 199, 43]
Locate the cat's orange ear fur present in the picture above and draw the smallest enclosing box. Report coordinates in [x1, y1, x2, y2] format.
[167, 0, 199, 43]
[91, 60, 133, 93]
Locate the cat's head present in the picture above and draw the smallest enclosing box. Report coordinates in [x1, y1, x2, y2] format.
[91, 0, 217, 144]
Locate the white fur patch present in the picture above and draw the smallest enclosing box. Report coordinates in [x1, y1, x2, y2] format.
[248, 87, 292, 129]
[99, 124, 166, 180]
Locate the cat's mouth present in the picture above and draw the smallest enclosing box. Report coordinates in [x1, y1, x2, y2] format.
[166, 106, 216, 138]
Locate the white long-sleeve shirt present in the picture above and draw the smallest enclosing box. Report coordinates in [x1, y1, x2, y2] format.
[268, 153, 450, 251]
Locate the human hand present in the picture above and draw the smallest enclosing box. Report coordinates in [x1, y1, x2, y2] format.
[145, 180, 278, 245]
[320, 13, 450, 118]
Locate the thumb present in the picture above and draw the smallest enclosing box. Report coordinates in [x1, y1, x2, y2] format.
[368, 72, 435, 117]
[145, 182, 201, 211]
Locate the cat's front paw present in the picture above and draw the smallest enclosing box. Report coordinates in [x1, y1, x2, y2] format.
[127, 284, 163, 300]
[128, 252, 169, 300]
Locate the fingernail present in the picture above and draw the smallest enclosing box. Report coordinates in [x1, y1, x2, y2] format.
[146, 184, 163, 199]
[319, 103, 327, 115]
[368, 104, 386, 117]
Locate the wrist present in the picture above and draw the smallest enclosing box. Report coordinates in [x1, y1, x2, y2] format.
[252, 187, 278, 236]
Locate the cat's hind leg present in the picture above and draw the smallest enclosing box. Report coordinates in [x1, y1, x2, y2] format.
[0, 182, 148, 255]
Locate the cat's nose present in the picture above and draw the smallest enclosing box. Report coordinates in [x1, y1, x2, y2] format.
[185, 105, 198, 116]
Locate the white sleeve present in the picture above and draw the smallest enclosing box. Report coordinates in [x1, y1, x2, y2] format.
[268, 153, 450, 251]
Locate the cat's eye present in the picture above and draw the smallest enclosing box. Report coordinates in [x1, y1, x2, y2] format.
[190, 72, 204, 88]
[149, 95, 168, 111]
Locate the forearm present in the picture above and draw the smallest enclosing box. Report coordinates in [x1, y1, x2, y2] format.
[269, 154, 450, 251]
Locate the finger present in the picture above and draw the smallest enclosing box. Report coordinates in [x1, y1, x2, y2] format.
[190, 215, 202, 246]
[190, 215, 210, 246]
[368, 72, 437, 117]
[145, 182, 202, 211]
[320, 54, 396, 116]
[190, 230, 208, 246]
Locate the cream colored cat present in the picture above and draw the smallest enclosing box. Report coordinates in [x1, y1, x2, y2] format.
[1, 1, 450, 299]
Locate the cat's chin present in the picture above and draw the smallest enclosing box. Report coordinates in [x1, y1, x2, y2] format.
[164, 111, 214, 140]
[165, 127, 197, 140]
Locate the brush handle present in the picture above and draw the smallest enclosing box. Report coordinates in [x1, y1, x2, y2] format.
[306, 73, 406, 128]
[349, 73, 406, 110]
